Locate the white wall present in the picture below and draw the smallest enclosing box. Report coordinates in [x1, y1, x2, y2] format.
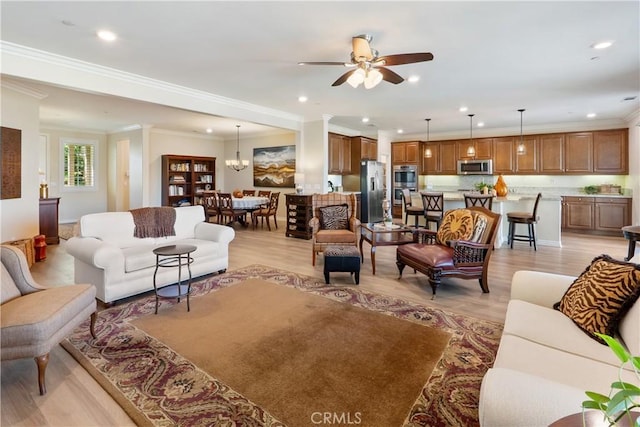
[0, 85, 41, 242]
[626, 112, 640, 225]
[40, 127, 108, 223]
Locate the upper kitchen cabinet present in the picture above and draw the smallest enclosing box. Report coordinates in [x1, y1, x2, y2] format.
[421, 140, 458, 175]
[392, 141, 419, 164]
[329, 132, 352, 174]
[593, 129, 628, 174]
[352, 136, 378, 161]
[564, 132, 593, 173]
[538, 134, 564, 174]
[514, 136, 538, 174]
[492, 137, 515, 173]
[458, 138, 492, 160]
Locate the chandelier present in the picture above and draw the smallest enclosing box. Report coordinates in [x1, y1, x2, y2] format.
[226, 124, 249, 171]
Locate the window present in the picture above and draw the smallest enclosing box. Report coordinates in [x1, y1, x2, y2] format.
[61, 138, 97, 189]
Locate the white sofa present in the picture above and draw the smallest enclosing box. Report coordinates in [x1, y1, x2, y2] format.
[66, 205, 235, 304]
[479, 254, 640, 427]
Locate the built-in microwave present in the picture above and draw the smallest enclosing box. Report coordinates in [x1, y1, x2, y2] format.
[457, 159, 493, 175]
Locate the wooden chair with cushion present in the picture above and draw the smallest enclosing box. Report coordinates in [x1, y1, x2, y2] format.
[217, 192, 248, 226]
[420, 192, 444, 230]
[464, 193, 494, 210]
[252, 192, 280, 230]
[396, 206, 501, 297]
[1, 245, 97, 395]
[507, 192, 542, 251]
[310, 193, 360, 266]
[402, 188, 423, 227]
[242, 189, 256, 196]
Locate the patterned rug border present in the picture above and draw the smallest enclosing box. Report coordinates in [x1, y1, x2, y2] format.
[63, 264, 503, 426]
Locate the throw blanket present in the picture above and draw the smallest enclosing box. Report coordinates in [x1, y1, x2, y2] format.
[130, 207, 176, 238]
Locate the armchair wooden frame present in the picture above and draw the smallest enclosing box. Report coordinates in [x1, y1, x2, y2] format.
[396, 206, 501, 297]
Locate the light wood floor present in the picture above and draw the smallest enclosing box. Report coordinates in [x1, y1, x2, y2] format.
[1, 224, 631, 426]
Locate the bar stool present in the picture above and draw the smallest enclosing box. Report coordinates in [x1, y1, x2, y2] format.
[507, 193, 542, 250]
[420, 192, 444, 230]
[464, 193, 494, 210]
[402, 188, 423, 227]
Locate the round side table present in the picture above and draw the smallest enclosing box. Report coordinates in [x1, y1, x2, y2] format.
[152, 244, 196, 314]
[622, 225, 640, 261]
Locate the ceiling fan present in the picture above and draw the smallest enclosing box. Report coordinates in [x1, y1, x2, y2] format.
[299, 34, 434, 89]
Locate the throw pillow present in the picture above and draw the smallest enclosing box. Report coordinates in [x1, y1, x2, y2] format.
[436, 209, 474, 246]
[554, 254, 640, 344]
[319, 204, 349, 230]
[469, 213, 489, 243]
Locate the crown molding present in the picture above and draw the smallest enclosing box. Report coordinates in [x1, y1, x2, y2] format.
[1, 78, 48, 100]
[1, 41, 303, 126]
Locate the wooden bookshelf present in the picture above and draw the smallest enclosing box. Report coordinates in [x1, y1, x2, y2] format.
[161, 155, 216, 207]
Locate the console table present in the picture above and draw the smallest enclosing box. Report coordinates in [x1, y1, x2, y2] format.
[285, 194, 313, 239]
[39, 197, 60, 245]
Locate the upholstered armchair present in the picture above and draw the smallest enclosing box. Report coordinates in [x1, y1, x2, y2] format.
[310, 193, 360, 266]
[396, 206, 501, 297]
[1, 245, 97, 394]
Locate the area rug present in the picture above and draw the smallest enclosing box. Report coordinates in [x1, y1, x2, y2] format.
[62, 265, 503, 426]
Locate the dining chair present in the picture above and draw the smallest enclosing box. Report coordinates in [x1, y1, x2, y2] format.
[252, 192, 280, 231]
[402, 188, 423, 228]
[242, 189, 256, 196]
[507, 193, 542, 250]
[464, 193, 494, 210]
[201, 191, 220, 223]
[420, 192, 444, 230]
[257, 190, 271, 198]
[217, 192, 248, 226]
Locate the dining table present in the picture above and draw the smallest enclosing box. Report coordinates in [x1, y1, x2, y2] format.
[230, 196, 269, 227]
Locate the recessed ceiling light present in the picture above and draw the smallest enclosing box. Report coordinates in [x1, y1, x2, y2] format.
[206, 128, 213, 134]
[587, 113, 597, 118]
[397, 129, 404, 134]
[477, 122, 485, 127]
[591, 41, 614, 50]
[298, 96, 308, 103]
[459, 106, 468, 112]
[362, 117, 370, 123]
[97, 30, 117, 42]
[407, 75, 420, 83]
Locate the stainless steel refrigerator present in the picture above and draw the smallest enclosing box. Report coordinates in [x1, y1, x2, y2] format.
[359, 160, 385, 223]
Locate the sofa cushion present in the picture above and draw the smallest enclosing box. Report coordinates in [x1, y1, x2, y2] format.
[554, 254, 640, 344]
[123, 246, 158, 273]
[315, 229, 356, 244]
[436, 209, 473, 246]
[319, 204, 349, 230]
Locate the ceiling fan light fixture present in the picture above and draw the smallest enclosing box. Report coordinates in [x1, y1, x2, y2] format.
[364, 68, 383, 89]
[347, 68, 366, 88]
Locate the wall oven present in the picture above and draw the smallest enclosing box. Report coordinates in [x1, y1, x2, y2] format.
[392, 165, 417, 206]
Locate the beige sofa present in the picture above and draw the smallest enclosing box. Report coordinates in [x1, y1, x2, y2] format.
[66, 205, 235, 304]
[479, 254, 640, 426]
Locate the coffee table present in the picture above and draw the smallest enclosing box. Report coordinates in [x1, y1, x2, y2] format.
[359, 222, 415, 275]
[622, 225, 640, 261]
[152, 244, 196, 314]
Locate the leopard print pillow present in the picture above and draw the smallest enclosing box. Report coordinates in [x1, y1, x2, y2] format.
[554, 254, 640, 344]
[436, 209, 474, 246]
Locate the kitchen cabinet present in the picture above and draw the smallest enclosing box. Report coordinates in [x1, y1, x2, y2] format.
[458, 138, 492, 160]
[392, 141, 419, 164]
[538, 134, 565, 174]
[352, 136, 377, 160]
[329, 133, 352, 174]
[514, 136, 538, 174]
[593, 129, 628, 174]
[161, 155, 216, 207]
[492, 137, 515, 173]
[564, 132, 593, 173]
[562, 196, 631, 235]
[420, 140, 458, 175]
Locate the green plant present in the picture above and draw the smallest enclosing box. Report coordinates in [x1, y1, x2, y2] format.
[582, 333, 640, 426]
[474, 182, 494, 191]
[584, 185, 599, 195]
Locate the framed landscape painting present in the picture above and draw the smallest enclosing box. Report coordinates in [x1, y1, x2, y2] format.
[253, 145, 295, 188]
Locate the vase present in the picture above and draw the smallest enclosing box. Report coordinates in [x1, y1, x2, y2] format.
[494, 174, 508, 197]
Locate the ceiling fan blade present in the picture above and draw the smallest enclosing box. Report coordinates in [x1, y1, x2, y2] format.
[332, 69, 356, 86]
[376, 52, 434, 66]
[377, 67, 404, 84]
[298, 61, 350, 66]
[352, 35, 373, 61]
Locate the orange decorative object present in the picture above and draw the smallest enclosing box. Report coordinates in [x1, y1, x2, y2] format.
[232, 189, 243, 198]
[494, 174, 508, 197]
[34, 235, 47, 261]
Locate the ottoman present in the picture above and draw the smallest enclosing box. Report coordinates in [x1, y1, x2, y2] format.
[324, 246, 361, 285]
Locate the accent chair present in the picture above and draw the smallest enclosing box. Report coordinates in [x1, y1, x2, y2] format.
[310, 193, 360, 266]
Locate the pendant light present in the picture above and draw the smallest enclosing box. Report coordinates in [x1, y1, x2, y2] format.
[467, 114, 476, 158]
[517, 109, 526, 156]
[226, 125, 249, 171]
[424, 118, 432, 158]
